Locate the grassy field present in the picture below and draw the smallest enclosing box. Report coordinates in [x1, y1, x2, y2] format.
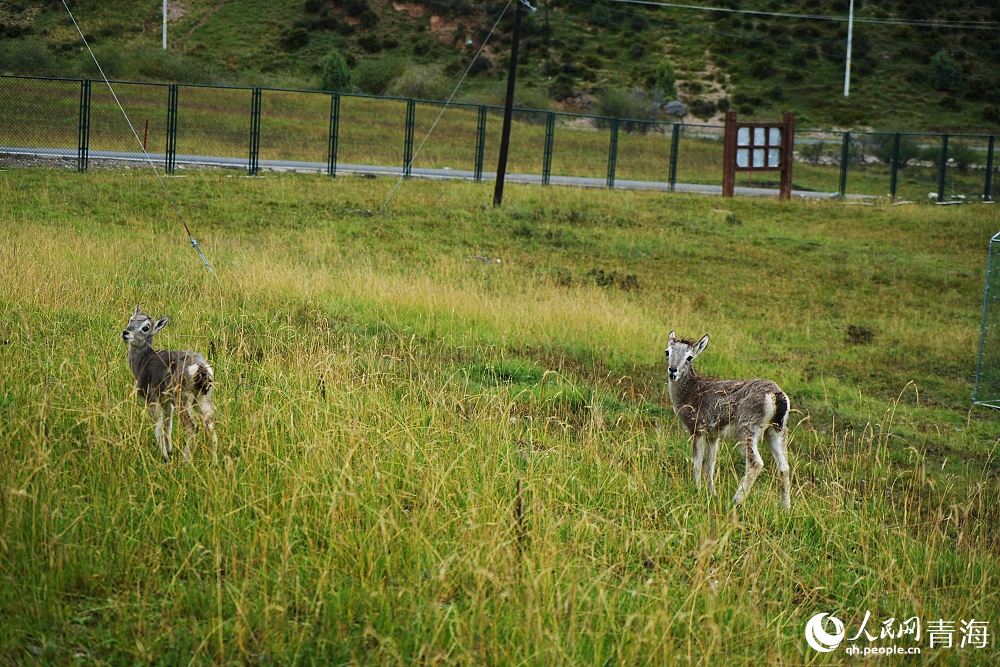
[2, 168, 1000, 664]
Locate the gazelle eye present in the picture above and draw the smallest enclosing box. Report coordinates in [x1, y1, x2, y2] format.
[141, 325, 149, 332]
[686, 355, 693, 362]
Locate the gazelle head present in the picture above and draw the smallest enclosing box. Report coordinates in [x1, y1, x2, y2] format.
[122, 305, 169, 348]
[665, 331, 709, 381]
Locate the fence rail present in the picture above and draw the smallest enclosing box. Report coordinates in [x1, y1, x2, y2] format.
[1, 74, 997, 201]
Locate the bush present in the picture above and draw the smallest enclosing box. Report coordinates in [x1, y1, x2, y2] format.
[930, 49, 961, 92]
[867, 134, 921, 167]
[689, 98, 717, 119]
[353, 56, 406, 94]
[468, 54, 491, 75]
[948, 142, 979, 173]
[320, 49, 352, 93]
[0, 38, 54, 75]
[279, 27, 310, 51]
[984, 104, 1000, 124]
[716, 97, 730, 113]
[304, 0, 325, 11]
[750, 59, 773, 79]
[549, 74, 576, 102]
[357, 33, 381, 53]
[388, 65, 450, 100]
[596, 87, 655, 133]
[799, 141, 826, 165]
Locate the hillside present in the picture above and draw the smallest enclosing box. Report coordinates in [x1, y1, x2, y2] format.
[1, 0, 999, 132]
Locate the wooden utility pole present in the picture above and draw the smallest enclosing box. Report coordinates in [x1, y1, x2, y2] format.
[493, 0, 525, 208]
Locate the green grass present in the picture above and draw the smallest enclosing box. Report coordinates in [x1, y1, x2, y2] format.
[2, 168, 1000, 664]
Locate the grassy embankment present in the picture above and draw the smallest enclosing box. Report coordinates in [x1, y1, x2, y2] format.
[1, 168, 999, 664]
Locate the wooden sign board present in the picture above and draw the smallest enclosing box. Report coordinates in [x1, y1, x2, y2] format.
[722, 111, 796, 200]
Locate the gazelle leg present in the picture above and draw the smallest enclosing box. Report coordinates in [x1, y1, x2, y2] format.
[179, 394, 197, 464]
[163, 401, 175, 460]
[733, 429, 765, 506]
[703, 437, 720, 497]
[692, 433, 706, 491]
[198, 393, 218, 464]
[766, 427, 792, 510]
[149, 402, 169, 460]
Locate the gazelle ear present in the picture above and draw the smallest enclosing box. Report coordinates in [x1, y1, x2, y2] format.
[691, 334, 709, 359]
[152, 316, 169, 333]
[133, 304, 141, 317]
[668, 331, 676, 344]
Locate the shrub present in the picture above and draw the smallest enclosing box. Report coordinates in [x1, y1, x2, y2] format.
[388, 65, 450, 100]
[689, 98, 717, 119]
[930, 49, 961, 92]
[948, 142, 979, 173]
[357, 33, 381, 53]
[651, 61, 676, 101]
[304, 0, 325, 11]
[716, 97, 730, 113]
[549, 74, 576, 102]
[799, 141, 826, 165]
[353, 55, 406, 94]
[868, 134, 921, 167]
[596, 87, 655, 133]
[320, 49, 352, 92]
[279, 27, 310, 51]
[0, 38, 54, 75]
[767, 85, 784, 101]
[468, 54, 492, 75]
[750, 59, 773, 79]
[984, 104, 1000, 124]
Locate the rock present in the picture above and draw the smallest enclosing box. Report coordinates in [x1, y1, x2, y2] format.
[663, 101, 688, 117]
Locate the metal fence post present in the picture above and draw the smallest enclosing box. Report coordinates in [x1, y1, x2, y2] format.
[248, 87, 262, 176]
[542, 111, 554, 186]
[668, 123, 681, 191]
[327, 92, 340, 178]
[606, 118, 619, 189]
[404, 98, 416, 178]
[474, 105, 487, 183]
[165, 83, 178, 174]
[937, 133, 949, 203]
[985, 135, 995, 202]
[77, 79, 91, 173]
[889, 133, 901, 200]
[839, 131, 850, 197]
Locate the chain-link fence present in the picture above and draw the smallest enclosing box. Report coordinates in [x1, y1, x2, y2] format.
[2, 74, 998, 202]
[975, 231, 1000, 409]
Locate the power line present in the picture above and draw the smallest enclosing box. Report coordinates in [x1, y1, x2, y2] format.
[59, 0, 220, 283]
[605, 0, 1000, 30]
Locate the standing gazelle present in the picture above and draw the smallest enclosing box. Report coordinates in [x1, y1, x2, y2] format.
[122, 306, 218, 463]
[666, 332, 791, 509]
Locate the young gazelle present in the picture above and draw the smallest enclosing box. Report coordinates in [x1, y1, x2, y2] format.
[121, 306, 218, 463]
[666, 332, 791, 509]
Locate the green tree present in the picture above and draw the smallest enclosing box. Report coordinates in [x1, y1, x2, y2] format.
[930, 50, 962, 92]
[320, 49, 352, 93]
[653, 61, 676, 100]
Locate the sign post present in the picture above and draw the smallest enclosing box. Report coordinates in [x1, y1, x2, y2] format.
[723, 111, 796, 201]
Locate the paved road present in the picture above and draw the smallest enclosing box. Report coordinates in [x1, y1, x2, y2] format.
[0, 146, 849, 199]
